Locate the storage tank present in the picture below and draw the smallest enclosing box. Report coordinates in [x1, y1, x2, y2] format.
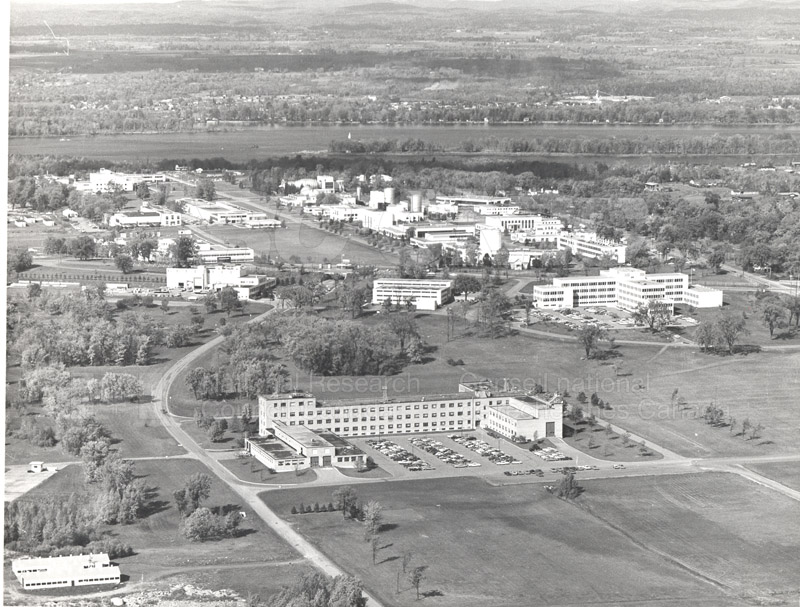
[480, 227, 503, 255]
[384, 187, 396, 206]
[410, 193, 423, 213]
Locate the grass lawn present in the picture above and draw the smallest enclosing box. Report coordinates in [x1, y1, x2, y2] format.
[562, 420, 664, 462]
[22, 459, 306, 598]
[4, 404, 184, 465]
[218, 457, 319, 485]
[203, 221, 395, 267]
[262, 476, 747, 607]
[682, 290, 800, 347]
[743, 461, 800, 493]
[577, 472, 800, 600]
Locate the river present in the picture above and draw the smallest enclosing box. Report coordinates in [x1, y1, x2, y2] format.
[10, 123, 800, 163]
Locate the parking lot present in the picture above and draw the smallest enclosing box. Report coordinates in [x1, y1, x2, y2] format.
[349, 429, 586, 482]
[517, 305, 701, 332]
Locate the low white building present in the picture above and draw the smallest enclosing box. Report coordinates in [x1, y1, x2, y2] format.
[246, 419, 365, 472]
[474, 205, 521, 216]
[684, 284, 724, 308]
[108, 210, 181, 228]
[181, 198, 267, 225]
[167, 264, 274, 299]
[195, 243, 255, 264]
[12, 553, 120, 590]
[372, 278, 453, 310]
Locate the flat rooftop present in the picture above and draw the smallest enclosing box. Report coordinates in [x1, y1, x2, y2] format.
[247, 436, 297, 459]
[276, 422, 334, 449]
[687, 285, 721, 292]
[489, 403, 535, 420]
[317, 431, 364, 456]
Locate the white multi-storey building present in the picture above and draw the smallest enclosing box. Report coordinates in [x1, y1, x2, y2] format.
[372, 278, 453, 310]
[474, 205, 521, 216]
[256, 382, 562, 442]
[485, 214, 563, 235]
[557, 231, 627, 263]
[532, 267, 722, 311]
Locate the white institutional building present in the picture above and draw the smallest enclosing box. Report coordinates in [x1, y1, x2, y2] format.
[249, 380, 562, 471]
[532, 267, 723, 311]
[557, 231, 627, 263]
[372, 278, 454, 310]
[166, 265, 275, 299]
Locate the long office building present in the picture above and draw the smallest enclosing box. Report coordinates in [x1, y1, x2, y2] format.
[557, 231, 627, 263]
[256, 381, 562, 443]
[484, 214, 563, 236]
[532, 267, 723, 310]
[372, 278, 453, 310]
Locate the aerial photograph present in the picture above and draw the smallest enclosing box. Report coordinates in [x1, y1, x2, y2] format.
[4, 0, 800, 605]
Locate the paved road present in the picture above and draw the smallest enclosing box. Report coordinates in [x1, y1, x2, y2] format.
[149, 306, 386, 607]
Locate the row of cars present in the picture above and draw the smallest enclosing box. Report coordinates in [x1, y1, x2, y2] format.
[532, 446, 571, 461]
[366, 439, 434, 472]
[504, 469, 545, 477]
[409, 436, 481, 468]
[450, 435, 522, 466]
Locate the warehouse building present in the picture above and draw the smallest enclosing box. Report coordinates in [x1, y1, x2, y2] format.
[12, 553, 120, 590]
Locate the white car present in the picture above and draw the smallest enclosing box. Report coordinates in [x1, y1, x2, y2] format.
[613, 464, 626, 469]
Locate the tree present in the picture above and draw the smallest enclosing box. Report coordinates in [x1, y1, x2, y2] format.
[174, 473, 213, 517]
[8, 249, 34, 273]
[160, 299, 170, 314]
[715, 312, 748, 353]
[207, 420, 226, 442]
[556, 472, 582, 499]
[114, 253, 134, 274]
[216, 286, 242, 316]
[332, 486, 358, 519]
[362, 500, 383, 542]
[70, 235, 97, 260]
[761, 301, 786, 338]
[408, 566, 427, 600]
[387, 313, 419, 353]
[578, 325, 607, 359]
[170, 235, 197, 268]
[99, 373, 143, 403]
[452, 274, 481, 299]
[183, 507, 225, 541]
[81, 439, 112, 483]
[694, 322, 718, 352]
[195, 178, 216, 201]
[631, 300, 671, 332]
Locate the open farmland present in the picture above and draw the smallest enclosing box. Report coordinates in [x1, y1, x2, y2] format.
[262, 476, 749, 607]
[12, 459, 308, 600]
[578, 472, 800, 602]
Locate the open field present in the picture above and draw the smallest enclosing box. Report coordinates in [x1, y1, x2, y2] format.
[174, 309, 800, 460]
[562, 420, 664, 462]
[218, 457, 318, 485]
[744, 461, 800, 493]
[202, 221, 397, 267]
[4, 404, 185, 466]
[578, 472, 800, 601]
[15, 459, 308, 599]
[262, 475, 751, 607]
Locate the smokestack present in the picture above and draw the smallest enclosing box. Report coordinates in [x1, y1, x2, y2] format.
[382, 383, 388, 402]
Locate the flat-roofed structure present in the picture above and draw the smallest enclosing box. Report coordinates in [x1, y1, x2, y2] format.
[247, 419, 366, 471]
[12, 553, 120, 590]
[256, 382, 562, 442]
[195, 243, 255, 264]
[372, 278, 453, 310]
[108, 210, 181, 228]
[532, 267, 722, 311]
[558, 231, 627, 263]
[485, 214, 563, 235]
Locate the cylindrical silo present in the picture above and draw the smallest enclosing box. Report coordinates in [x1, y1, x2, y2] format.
[410, 193, 422, 213]
[384, 187, 396, 206]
